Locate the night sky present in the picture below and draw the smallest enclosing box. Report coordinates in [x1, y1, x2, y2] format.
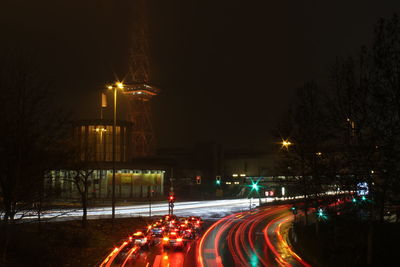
[1, 0, 400, 149]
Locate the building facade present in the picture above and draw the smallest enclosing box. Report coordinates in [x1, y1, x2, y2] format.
[46, 119, 165, 200]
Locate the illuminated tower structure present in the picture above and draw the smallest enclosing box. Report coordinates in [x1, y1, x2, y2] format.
[123, 0, 159, 158]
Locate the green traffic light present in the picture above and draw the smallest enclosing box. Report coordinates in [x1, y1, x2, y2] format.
[317, 208, 327, 220]
[216, 180, 221, 185]
[252, 183, 259, 190]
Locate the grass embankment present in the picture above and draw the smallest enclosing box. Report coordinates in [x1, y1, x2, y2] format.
[291, 205, 400, 266]
[2, 217, 150, 267]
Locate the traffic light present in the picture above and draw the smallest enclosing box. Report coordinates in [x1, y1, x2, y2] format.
[251, 181, 259, 191]
[352, 197, 357, 203]
[317, 208, 324, 217]
[291, 205, 297, 214]
[168, 195, 175, 203]
[216, 175, 221, 185]
[316, 207, 327, 220]
[196, 176, 201, 184]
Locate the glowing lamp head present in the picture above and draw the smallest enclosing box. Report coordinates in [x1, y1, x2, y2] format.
[116, 82, 124, 89]
[281, 139, 292, 149]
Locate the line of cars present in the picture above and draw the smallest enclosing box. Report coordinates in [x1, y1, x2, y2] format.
[150, 214, 204, 250]
[114, 214, 204, 263]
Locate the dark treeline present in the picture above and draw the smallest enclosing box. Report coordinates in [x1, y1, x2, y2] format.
[0, 53, 96, 265]
[274, 14, 400, 266]
[276, 14, 400, 222]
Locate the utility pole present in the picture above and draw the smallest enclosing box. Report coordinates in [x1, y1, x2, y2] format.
[149, 189, 153, 218]
[107, 82, 124, 225]
[112, 86, 117, 224]
[168, 168, 175, 215]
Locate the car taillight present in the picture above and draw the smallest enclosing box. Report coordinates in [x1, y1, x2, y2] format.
[144, 238, 147, 242]
[177, 238, 182, 242]
[163, 237, 169, 241]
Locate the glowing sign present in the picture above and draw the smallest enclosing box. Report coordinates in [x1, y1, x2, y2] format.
[357, 182, 369, 196]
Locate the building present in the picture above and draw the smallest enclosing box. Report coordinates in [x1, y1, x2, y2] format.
[46, 119, 166, 200]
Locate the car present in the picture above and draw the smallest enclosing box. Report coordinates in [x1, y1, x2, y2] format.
[162, 214, 178, 222]
[162, 231, 185, 250]
[189, 216, 203, 230]
[189, 216, 203, 224]
[149, 232, 164, 245]
[179, 217, 190, 224]
[132, 231, 152, 249]
[180, 227, 195, 240]
[149, 221, 165, 234]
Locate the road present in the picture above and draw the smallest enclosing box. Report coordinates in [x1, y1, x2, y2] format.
[198, 204, 311, 267]
[19, 198, 276, 221]
[101, 205, 311, 267]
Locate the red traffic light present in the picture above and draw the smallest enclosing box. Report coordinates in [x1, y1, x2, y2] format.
[169, 195, 175, 202]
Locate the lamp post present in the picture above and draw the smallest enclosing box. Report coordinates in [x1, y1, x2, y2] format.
[108, 82, 124, 223]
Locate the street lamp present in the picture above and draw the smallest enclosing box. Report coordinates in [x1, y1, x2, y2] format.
[107, 81, 124, 223]
[281, 139, 292, 149]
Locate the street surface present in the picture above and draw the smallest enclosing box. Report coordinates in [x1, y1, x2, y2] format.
[101, 205, 311, 267]
[19, 198, 275, 221]
[198, 205, 311, 267]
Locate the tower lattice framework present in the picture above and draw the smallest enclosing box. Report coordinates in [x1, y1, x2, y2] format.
[123, 0, 159, 158]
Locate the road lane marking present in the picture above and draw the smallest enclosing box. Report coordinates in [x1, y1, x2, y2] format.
[153, 255, 162, 267]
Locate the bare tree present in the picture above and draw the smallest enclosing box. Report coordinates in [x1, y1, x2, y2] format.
[64, 141, 98, 229]
[369, 15, 400, 222]
[275, 82, 331, 225]
[0, 54, 68, 263]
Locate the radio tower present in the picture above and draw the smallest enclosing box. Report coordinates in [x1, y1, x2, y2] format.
[123, 0, 159, 158]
